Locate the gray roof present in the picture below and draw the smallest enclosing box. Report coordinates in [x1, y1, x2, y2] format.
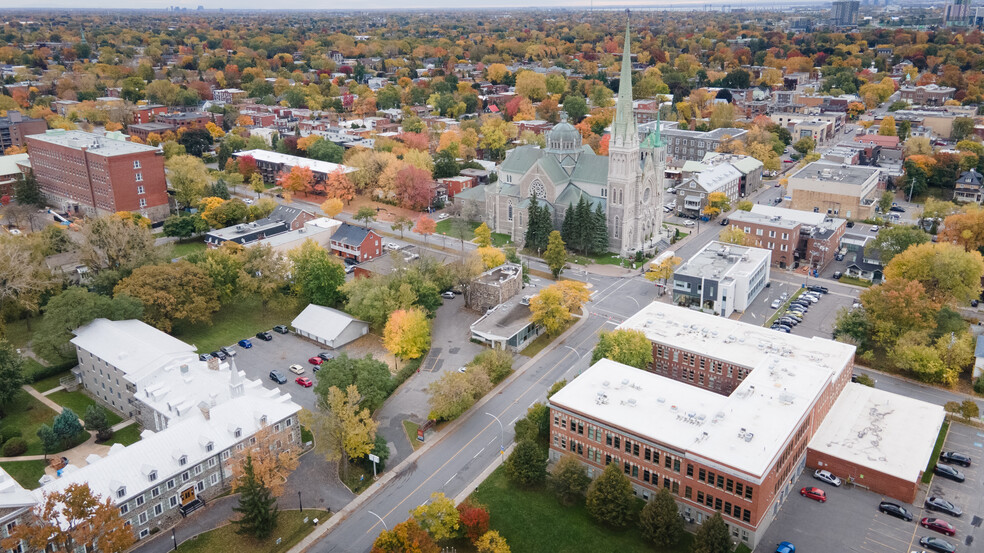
[291, 304, 368, 342]
[70, 319, 196, 382]
[500, 145, 544, 174]
[454, 185, 487, 202]
[27, 130, 161, 157]
[207, 205, 307, 241]
[555, 184, 605, 211]
[975, 335, 984, 359]
[331, 222, 376, 246]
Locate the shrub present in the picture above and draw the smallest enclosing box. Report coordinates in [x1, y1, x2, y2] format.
[854, 373, 875, 387]
[472, 349, 513, 384]
[975, 376, 984, 395]
[0, 427, 23, 443]
[2, 437, 28, 457]
[944, 401, 961, 414]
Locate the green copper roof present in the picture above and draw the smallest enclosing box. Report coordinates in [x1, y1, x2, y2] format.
[642, 108, 664, 148]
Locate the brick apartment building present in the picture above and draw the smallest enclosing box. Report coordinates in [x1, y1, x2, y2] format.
[728, 205, 846, 269]
[329, 222, 382, 262]
[25, 130, 170, 221]
[899, 84, 956, 106]
[128, 122, 177, 141]
[0, 111, 47, 150]
[548, 303, 857, 548]
[132, 104, 167, 125]
[155, 111, 210, 130]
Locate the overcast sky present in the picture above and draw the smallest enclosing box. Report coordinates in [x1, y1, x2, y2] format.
[16, 0, 766, 11]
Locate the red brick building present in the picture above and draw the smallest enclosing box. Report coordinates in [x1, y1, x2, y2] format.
[127, 122, 176, 141]
[548, 303, 857, 549]
[25, 130, 170, 221]
[155, 112, 210, 130]
[329, 222, 382, 263]
[437, 175, 476, 200]
[0, 111, 48, 150]
[727, 205, 846, 269]
[132, 105, 167, 125]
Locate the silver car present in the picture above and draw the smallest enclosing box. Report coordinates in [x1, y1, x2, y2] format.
[814, 469, 842, 487]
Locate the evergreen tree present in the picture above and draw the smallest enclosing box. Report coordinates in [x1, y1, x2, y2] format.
[14, 171, 44, 207]
[572, 196, 592, 253]
[691, 512, 730, 553]
[561, 203, 575, 246]
[52, 409, 83, 448]
[590, 204, 609, 255]
[585, 463, 634, 528]
[83, 404, 113, 441]
[524, 195, 554, 252]
[639, 488, 684, 547]
[504, 439, 547, 488]
[524, 195, 540, 250]
[232, 454, 279, 539]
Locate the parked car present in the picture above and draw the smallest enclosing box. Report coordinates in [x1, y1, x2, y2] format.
[814, 470, 841, 487]
[317, 352, 335, 361]
[879, 501, 913, 521]
[776, 541, 795, 553]
[833, 271, 843, 279]
[920, 536, 957, 553]
[800, 295, 818, 304]
[783, 312, 804, 321]
[308, 356, 324, 365]
[221, 346, 237, 357]
[198, 353, 212, 362]
[770, 299, 782, 309]
[295, 377, 314, 388]
[807, 285, 829, 294]
[921, 518, 956, 537]
[890, 206, 906, 213]
[438, 213, 450, 220]
[940, 451, 972, 467]
[441, 291, 455, 299]
[273, 325, 289, 334]
[778, 317, 799, 327]
[925, 497, 962, 517]
[683, 220, 695, 227]
[720, 218, 729, 225]
[386, 243, 400, 250]
[237, 339, 253, 349]
[343, 257, 359, 266]
[934, 463, 965, 483]
[835, 253, 845, 261]
[210, 350, 227, 361]
[870, 225, 880, 232]
[345, 264, 355, 274]
[256, 331, 273, 341]
[289, 364, 305, 375]
[772, 325, 791, 333]
[457, 366, 467, 373]
[846, 221, 855, 228]
[269, 370, 287, 384]
[799, 487, 826, 502]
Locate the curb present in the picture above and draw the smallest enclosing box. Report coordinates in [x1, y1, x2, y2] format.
[286, 314, 592, 553]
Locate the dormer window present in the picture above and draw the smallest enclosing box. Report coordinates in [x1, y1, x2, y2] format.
[205, 442, 214, 452]
[259, 415, 268, 425]
[178, 455, 187, 466]
[234, 428, 242, 438]
[116, 487, 126, 498]
[148, 471, 157, 482]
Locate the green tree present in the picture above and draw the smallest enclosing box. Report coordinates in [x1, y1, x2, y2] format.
[590, 204, 609, 256]
[591, 329, 654, 368]
[505, 439, 547, 488]
[793, 136, 815, 155]
[232, 454, 279, 539]
[543, 231, 567, 279]
[563, 95, 588, 122]
[355, 206, 377, 228]
[0, 341, 25, 414]
[287, 239, 346, 307]
[427, 369, 492, 422]
[884, 242, 984, 305]
[307, 139, 344, 163]
[411, 492, 460, 542]
[585, 462, 635, 528]
[524, 195, 553, 252]
[187, 246, 250, 304]
[315, 353, 393, 412]
[952, 117, 975, 141]
[83, 404, 112, 441]
[549, 454, 591, 505]
[36, 423, 59, 460]
[166, 155, 211, 207]
[639, 488, 684, 548]
[391, 216, 414, 239]
[692, 512, 731, 553]
[878, 190, 894, 215]
[114, 261, 220, 332]
[162, 213, 209, 238]
[471, 348, 513, 384]
[52, 408, 83, 449]
[13, 171, 44, 207]
[865, 226, 930, 265]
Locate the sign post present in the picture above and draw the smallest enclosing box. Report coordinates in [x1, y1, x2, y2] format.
[368, 453, 379, 477]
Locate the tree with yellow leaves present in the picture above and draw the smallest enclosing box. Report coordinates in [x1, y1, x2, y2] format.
[383, 308, 431, 361]
[644, 256, 682, 288]
[321, 197, 344, 218]
[529, 280, 589, 335]
[205, 121, 225, 139]
[229, 426, 299, 497]
[197, 196, 226, 228]
[475, 531, 511, 553]
[476, 247, 506, 269]
[474, 222, 492, 247]
[719, 227, 754, 246]
[303, 384, 379, 478]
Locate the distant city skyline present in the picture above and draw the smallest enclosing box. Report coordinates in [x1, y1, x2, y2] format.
[5, 0, 829, 10]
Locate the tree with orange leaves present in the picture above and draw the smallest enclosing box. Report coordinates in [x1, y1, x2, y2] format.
[296, 134, 321, 151]
[323, 169, 356, 204]
[235, 114, 254, 127]
[1, 483, 134, 553]
[414, 214, 436, 243]
[278, 165, 314, 198]
[229, 426, 300, 497]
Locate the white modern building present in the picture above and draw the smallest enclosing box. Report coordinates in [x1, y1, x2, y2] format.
[671, 241, 771, 317]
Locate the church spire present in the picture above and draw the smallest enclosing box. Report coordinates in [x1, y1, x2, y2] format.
[613, 13, 638, 148]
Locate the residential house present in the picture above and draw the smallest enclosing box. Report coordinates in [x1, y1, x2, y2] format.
[675, 163, 743, 217]
[204, 205, 316, 248]
[954, 169, 983, 203]
[329, 222, 382, 262]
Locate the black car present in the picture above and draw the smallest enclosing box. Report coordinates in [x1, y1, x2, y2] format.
[777, 317, 799, 326]
[934, 464, 965, 483]
[211, 350, 227, 361]
[920, 536, 957, 553]
[890, 206, 906, 213]
[255, 331, 273, 341]
[834, 253, 845, 261]
[771, 325, 791, 333]
[833, 271, 843, 279]
[269, 370, 287, 384]
[720, 218, 729, 226]
[846, 221, 855, 228]
[343, 257, 359, 266]
[198, 353, 212, 362]
[940, 451, 972, 467]
[317, 352, 335, 362]
[790, 301, 810, 309]
[273, 325, 289, 334]
[925, 496, 962, 517]
[807, 285, 829, 294]
[879, 501, 913, 521]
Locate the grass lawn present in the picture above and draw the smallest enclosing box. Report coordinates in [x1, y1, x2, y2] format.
[46, 390, 123, 426]
[32, 369, 72, 393]
[490, 232, 512, 247]
[171, 240, 207, 258]
[3, 317, 38, 350]
[1, 390, 59, 455]
[837, 275, 872, 288]
[340, 462, 374, 494]
[172, 297, 305, 353]
[402, 420, 423, 451]
[0, 460, 47, 489]
[472, 467, 691, 553]
[435, 218, 478, 235]
[923, 420, 950, 484]
[104, 424, 142, 447]
[175, 510, 329, 553]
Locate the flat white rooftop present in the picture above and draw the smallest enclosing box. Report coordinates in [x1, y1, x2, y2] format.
[233, 149, 356, 175]
[808, 383, 944, 482]
[674, 241, 771, 283]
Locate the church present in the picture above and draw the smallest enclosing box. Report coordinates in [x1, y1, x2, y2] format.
[455, 22, 668, 256]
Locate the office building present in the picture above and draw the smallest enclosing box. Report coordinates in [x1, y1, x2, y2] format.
[671, 241, 771, 317]
[785, 160, 881, 220]
[727, 205, 846, 269]
[0, 111, 47, 150]
[830, 0, 860, 26]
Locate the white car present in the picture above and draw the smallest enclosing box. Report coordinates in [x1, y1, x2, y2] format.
[682, 220, 695, 227]
[770, 299, 782, 309]
[386, 243, 400, 250]
[814, 469, 842, 487]
[438, 213, 450, 220]
[244, 199, 254, 205]
[870, 225, 879, 232]
[289, 364, 305, 375]
[8, 229, 21, 236]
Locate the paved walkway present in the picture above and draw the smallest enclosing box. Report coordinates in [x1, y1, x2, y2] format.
[24, 384, 64, 413]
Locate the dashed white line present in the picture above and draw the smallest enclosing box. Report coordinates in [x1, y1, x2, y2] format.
[509, 417, 518, 426]
[445, 475, 456, 486]
[473, 448, 484, 458]
[488, 437, 496, 446]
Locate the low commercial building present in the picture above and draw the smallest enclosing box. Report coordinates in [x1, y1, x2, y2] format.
[128, 122, 176, 141]
[213, 88, 247, 103]
[899, 84, 956, 106]
[469, 296, 542, 352]
[548, 302, 857, 548]
[786, 161, 881, 220]
[466, 263, 523, 312]
[727, 205, 846, 269]
[806, 383, 944, 503]
[0, 111, 47, 150]
[204, 205, 316, 248]
[26, 129, 170, 221]
[671, 241, 770, 317]
[291, 304, 369, 349]
[232, 149, 356, 185]
[155, 112, 210, 130]
[132, 104, 167, 125]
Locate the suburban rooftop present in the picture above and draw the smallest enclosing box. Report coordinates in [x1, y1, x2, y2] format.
[791, 160, 880, 186]
[27, 130, 161, 157]
[674, 241, 771, 282]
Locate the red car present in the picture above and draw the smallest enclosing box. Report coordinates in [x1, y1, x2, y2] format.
[295, 377, 313, 387]
[308, 356, 324, 365]
[921, 517, 957, 537]
[799, 487, 826, 503]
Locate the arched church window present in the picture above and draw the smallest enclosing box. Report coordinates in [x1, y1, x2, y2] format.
[643, 188, 651, 203]
[530, 180, 546, 199]
[619, 189, 623, 204]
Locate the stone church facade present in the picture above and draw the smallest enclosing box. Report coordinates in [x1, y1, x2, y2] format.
[456, 23, 667, 256]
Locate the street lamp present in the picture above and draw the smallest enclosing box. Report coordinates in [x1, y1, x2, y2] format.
[485, 412, 504, 454]
[171, 528, 177, 552]
[368, 510, 389, 531]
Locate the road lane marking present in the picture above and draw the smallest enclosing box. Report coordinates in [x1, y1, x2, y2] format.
[444, 475, 455, 486]
[508, 417, 518, 426]
[473, 448, 484, 458]
[487, 438, 496, 446]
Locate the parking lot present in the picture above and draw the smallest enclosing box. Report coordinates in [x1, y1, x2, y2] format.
[738, 280, 856, 339]
[759, 422, 984, 553]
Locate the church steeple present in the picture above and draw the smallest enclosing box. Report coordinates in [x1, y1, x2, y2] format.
[612, 14, 638, 149]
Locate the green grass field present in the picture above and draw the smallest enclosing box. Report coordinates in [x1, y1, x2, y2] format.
[836, 275, 873, 288]
[171, 240, 207, 258]
[471, 467, 692, 553]
[104, 424, 142, 447]
[175, 510, 329, 553]
[0, 460, 47, 489]
[172, 296, 305, 353]
[31, 369, 72, 393]
[435, 218, 511, 247]
[402, 420, 423, 451]
[1, 390, 59, 455]
[3, 317, 38, 350]
[46, 390, 123, 427]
